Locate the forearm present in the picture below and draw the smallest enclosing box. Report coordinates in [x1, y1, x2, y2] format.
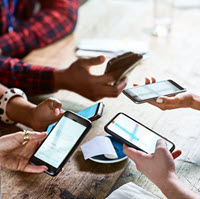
[6, 97, 36, 128]
[0, 84, 36, 128]
[0, 55, 56, 95]
[159, 174, 199, 199]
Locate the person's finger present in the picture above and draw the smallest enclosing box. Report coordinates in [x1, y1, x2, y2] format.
[77, 56, 105, 69]
[123, 144, 148, 162]
[24, 164, 48, 173]
[47, 97, 62, 110]
[155, 139, 168, 154]
[133, 84, 139, 87]
[156, 96, 174, 104]
[172, 150, 182, 159]
[145, 77, 151, 84]
[16, 131, 47, 144]
[96, 69, 127, 85]
[99, 77, 127, 98]
[151, 77, 156, 83]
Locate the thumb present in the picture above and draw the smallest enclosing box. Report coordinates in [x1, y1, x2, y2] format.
[77, 56, 105, 70]
[48, 98, 62, 110]
[155, 139, 168, 153]
[156, 96, 176, 104]
[123, 144, 146, 162]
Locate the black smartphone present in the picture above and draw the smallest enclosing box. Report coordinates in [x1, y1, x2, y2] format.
[30, 111, 92, 176]
[104, 52, 143, 85]
[123, 79, 186, 104]
[104, 113, 175, 153]
[46, 102, 104, 134]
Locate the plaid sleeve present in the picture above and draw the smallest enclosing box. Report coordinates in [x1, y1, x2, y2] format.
[0, 55, 56, 95]
[0, 0, 79, 57]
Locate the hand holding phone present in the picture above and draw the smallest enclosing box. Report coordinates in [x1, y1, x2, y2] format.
[46, 102, 104, 134]
[104, 52, 143, 85]
[104, 113, 175, 154]
[123, 79, 186, 104]
[30, 111, 92, 176]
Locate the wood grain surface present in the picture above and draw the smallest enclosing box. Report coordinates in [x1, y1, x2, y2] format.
[1, 0, 200, 198]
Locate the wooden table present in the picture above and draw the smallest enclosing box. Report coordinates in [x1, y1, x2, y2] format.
[1, 0, 200, 198]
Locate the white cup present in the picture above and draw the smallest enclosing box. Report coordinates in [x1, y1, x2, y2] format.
[152, 0, 174, 36]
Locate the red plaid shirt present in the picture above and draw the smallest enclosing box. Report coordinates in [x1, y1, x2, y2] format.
[0, 0, 78, 95]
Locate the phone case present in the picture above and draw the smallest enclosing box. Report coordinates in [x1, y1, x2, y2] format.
[104, 52, 143, 83]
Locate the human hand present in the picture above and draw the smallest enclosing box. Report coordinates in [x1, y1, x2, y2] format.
[0, 131, 47, 173]
[54, 56, 127, 101]
[123, 139, 181, 190]
[0, 48, 2, 55]
[30, 98, 64, 131]
[133, 77, 193, 110]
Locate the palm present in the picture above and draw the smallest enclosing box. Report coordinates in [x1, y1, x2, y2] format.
[0, 132, 47, 173]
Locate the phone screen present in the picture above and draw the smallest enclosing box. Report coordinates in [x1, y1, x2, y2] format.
[35, 116, 87, 168]
[107, 113, 173, 153]
[127, 80, 182, 101]
[46, 104, 99, 134]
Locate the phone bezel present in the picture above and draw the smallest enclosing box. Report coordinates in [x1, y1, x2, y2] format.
[104, 112, 175, 153]
[30, 111, 92, 176]
[89, 102, 104, 121]
[123, 79, 186, 104]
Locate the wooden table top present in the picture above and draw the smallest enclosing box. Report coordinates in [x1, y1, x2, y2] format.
[1, 0, 200, 198]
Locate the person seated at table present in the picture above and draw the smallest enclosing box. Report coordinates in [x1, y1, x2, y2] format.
[123, 140, 199, 199]
[123, 77, 200, 199]
[0, 0, 127, 101]
[0, 0, 78, 58]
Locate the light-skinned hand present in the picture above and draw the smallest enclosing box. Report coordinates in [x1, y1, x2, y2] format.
[123, 139, 182, 190]
[133, 77, 194, 110]
[0, 131, 47, 173]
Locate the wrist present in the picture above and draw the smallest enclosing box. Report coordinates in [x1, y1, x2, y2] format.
[6, 96, 36, 127]
[158, 173, 180, 197]
[54, 69, 65, 90]
[159, 173, 198, 199]
[190, 93, 200, 110]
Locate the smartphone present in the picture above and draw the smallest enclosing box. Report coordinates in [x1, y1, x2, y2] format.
[123, 79, 186, 104]
[104, 52, 143, 84]
[104, 113, 175, 154]
[46, 102, 104, 134]
[30, 111, 92, 176]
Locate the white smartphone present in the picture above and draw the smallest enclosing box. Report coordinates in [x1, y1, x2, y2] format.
[123, 79, 186, 104]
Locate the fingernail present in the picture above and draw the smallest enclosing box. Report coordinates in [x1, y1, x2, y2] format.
[99, 56, 105, 61]
[43, 166, 48, 171]
[156, 98, 163, 103]
[54, 108, 60, 116]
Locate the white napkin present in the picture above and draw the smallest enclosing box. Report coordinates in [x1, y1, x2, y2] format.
[106, 182, 159, 199]
[81, 136, 118, 160]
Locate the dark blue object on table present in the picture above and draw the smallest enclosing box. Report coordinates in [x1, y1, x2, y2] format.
[89, 136, 127, 163]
